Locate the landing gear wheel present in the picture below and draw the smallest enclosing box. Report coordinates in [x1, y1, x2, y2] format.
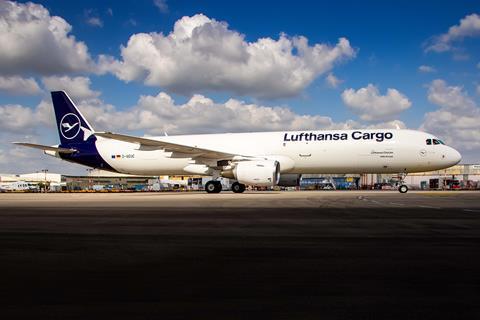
[231, 182, 246, 193]
[205, 181, 222, 194]
[398, 185, 408, 194]
[214, 181, 222, 193]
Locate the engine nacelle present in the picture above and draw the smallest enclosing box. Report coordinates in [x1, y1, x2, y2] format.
[233, 160, 280, 186]
[277, 174, 301, 187]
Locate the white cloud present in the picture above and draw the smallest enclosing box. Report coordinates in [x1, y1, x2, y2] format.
[80, 92, 335, 134]
[84, 9, 103, 27]
[477, 84, 480, 96]
[0, 149, 7, 165]
[0, 90, 336, 136]
[421, 110, 480, 151]
[74, 92, 406, 135]
[341, 84, 411, 121]
[325, 73, 343, 88]
[125, 18, 137, 27]
[103, 14, 356, 98]
[418, 65, 436, 73]
[23, 89, 402, 136]
[452, 52, 470, 61]
[86, 17, 103, 27]
[42, 76, 100, 100]
[0, 76, 41, 95]
[0, 1, 96, 75]
[421, 79, 480, 152]
[425, 13, 480, 53]
[367, 120, 406, 130]
[0, 105, 38, 132]
[153, 0, 168, 13]
[0, 142, 84, 175]
[0, 101, 52, 133]
[427, 79, 476, 110]
[0, 99, 77, 173]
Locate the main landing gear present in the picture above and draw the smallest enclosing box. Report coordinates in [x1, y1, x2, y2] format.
[231, 181, 246, 193]
[205, 181, 246, 194]
[205, 180, 222, 194]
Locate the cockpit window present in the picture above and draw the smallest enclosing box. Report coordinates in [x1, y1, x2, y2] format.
[427, 138, 446, 145]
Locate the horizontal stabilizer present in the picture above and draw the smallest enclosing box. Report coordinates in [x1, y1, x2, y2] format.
[12, 142, 77, 154]
[95, 132, 233, 159]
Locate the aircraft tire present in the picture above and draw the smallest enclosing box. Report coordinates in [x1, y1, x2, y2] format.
[206, 181, 222, 193]
[214, 181, 223, 193]
[231, 182, 246, 193]
[398, 185, 408, 193]
[205, 181, 218, 193]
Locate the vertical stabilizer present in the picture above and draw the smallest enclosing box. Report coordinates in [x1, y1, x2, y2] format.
[51, 91, 94, 145]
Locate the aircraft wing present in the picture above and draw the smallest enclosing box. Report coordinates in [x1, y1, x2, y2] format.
[12, 142, 77, 154]
[95, 132, 235, 159]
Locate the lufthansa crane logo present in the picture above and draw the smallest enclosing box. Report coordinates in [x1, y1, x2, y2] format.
[59, 113, 81, 139]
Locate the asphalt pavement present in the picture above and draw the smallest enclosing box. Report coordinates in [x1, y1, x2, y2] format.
[1, 191, 479, 319]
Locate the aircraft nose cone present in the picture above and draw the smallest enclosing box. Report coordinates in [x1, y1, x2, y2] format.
[448, 147, 462, 165]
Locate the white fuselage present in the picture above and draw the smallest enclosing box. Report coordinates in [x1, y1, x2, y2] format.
[0, 181, 38, 192]
[92, 129, 461, 176]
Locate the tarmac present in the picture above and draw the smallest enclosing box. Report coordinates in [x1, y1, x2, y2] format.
[1, 191, 480, 319]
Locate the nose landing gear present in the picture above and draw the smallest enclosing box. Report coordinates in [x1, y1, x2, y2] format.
[397, 172, 408, 193]
[398, 184, 408, 193]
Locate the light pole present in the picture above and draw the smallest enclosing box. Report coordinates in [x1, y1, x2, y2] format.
[86, 168, 93, 190]
[41, 169, 48, 192]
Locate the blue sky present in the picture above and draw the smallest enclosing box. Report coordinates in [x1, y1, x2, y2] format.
[29, 0, 480, 120]
[0, 0, 479, 173]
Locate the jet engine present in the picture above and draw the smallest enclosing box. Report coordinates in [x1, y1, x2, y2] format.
[233, 160, 280, 186]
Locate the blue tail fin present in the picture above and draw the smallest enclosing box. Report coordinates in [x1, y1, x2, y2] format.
[51, 91, 114, 171]
[51, 91, 94, 145]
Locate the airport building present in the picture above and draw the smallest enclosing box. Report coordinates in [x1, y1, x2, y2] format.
[0, 172, 62, 183]
[360, 164, 480, 190]
[1, 164, 479, 192]
[284, 164, 480, 190]
[1, 169, 221, 192]
[0, 172, 65, 191]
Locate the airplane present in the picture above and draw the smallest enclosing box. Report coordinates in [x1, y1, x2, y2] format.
[14, 91, 462, 194]
[0, 181, 39, 192]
